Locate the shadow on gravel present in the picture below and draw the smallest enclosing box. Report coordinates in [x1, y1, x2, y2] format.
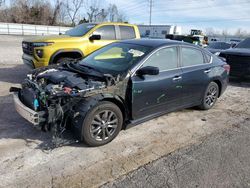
[0, 94, 82, 150]
[0, 64, 30, 84]
[229, 76, 250, 88]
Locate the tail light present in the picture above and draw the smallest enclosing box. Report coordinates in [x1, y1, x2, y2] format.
[223, 64, 230, 75]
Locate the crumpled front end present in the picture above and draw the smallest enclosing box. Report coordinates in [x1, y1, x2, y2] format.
[10, 65, 109, 147]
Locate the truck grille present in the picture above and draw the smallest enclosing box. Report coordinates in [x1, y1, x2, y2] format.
[222, 54, 250, 76]
[22, 42, 34, 55]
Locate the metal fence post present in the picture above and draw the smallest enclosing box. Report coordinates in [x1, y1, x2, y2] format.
[7, 23, 9, 34]
[22, 24, 24, 35]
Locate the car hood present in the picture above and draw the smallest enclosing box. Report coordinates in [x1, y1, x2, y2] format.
[220, 48, 250, 56]
[23, 34, 83, 43]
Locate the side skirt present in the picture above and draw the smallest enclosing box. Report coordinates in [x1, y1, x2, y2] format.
[125, 102, 201, 129]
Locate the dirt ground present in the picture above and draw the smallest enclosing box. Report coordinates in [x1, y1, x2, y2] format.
[0, 36, 249, 188]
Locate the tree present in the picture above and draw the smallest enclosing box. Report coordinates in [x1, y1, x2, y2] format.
[64, 0, 84, 26]
[205, 27, 215, 36]
[50, 0, 63, 25]
[108, 4, 118, 22]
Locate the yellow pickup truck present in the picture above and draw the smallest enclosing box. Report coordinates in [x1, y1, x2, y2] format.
[22, 22, 140, 68]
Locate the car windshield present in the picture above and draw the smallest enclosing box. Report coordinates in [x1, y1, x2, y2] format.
[79, 42, 152, 75]
[236, 38, 250, 48]
[208, 42, 231, 49]
[65, 24, 96, 37]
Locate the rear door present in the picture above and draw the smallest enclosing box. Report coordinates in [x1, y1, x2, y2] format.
[131, 46, 183, 119]
[117, 25, 137, 40]
[180, 46, 212, 105]
[87, 25, 117, 54]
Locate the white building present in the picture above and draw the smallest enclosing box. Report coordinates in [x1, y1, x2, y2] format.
[138, 25, 182, 39]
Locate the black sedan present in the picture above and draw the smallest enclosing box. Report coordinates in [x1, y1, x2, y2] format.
[219, 38, 250, 78]
[11, 39, 229, 147]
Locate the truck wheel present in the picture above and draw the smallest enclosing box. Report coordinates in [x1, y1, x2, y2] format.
[198, 82, 219, 110]
[81, 101, 123, 147]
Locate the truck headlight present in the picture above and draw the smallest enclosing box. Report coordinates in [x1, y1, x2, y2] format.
[33, 42, 54, 47]
[36, 49, 43, 58]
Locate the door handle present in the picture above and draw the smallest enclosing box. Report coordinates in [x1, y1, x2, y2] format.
[204, 69, 211, 74]
[172, 76, 182, 81]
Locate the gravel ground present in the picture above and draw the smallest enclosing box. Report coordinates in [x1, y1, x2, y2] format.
[0, 35, 250, 188]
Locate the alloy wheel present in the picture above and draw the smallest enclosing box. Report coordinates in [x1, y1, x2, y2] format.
[90, 110, 118, 141]
[205, 85, 218, 106]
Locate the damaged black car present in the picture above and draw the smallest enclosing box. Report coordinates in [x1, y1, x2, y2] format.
[10, 39, 229, 147]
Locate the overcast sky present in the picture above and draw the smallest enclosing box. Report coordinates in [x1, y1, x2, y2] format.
[105, 0, 250, 34]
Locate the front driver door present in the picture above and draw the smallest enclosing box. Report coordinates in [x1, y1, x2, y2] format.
[87, 25, 117, 54]
[131, 46, 183, 120]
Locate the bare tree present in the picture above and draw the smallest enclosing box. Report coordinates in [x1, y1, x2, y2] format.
[234, 28, 248, 38]
[84, 0, 101, 22]
[108, 4, 118, 22]
[64, 0, 84, 26]
[50, 0, 63, 25]
[86, 6, 99, 22]
[205, 27, 215, 36]
[117, 12, 128, 22]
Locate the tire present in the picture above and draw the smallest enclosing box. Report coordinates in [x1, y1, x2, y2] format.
[81, 101, 123, 147]
[198, 82, 219, 110]
[55, 57, 75, 65]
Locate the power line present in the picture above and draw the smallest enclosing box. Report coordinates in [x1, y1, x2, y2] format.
[154, 1, 250, 12]
[169, 17, 250, 24]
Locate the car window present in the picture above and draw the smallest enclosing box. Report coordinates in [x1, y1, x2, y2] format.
[119, 26, 136, 39]
[142, 47, 178, 71]
[181, 47, 204, 67]
[93, 25, 116, 40]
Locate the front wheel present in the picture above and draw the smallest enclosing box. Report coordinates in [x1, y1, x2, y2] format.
[81, 101, 123, 147]
[198, 82, 219, 110]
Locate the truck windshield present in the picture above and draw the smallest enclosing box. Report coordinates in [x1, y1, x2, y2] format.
[79, 42, 152, 75]
[65, 24, 96, 37]
[236, 38, 250, 48]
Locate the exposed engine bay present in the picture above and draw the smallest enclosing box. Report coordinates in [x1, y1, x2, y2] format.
[10, 62, 120, 149]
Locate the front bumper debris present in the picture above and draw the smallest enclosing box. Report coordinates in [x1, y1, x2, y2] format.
[12, 91, 79, 150]
[13, 92, 45, 126]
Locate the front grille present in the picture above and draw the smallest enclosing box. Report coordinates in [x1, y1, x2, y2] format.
[22, 42, 34, 55]
[223, 54, 250, 76]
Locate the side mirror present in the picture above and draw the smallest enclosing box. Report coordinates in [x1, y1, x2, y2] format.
[136, 66, 159, 76]
[89, 34, 101, 41]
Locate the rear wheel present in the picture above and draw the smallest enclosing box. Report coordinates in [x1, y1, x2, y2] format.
[81, 101, 123, 146]
[198, 82, 219, 110]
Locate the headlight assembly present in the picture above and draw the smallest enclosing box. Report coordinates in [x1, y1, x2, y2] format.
[33, 42, 54, 47]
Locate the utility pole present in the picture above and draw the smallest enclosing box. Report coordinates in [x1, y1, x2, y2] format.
[149, 0, 153, 25]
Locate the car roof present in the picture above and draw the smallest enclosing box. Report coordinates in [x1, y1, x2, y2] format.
[119, 39, 197, 48]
